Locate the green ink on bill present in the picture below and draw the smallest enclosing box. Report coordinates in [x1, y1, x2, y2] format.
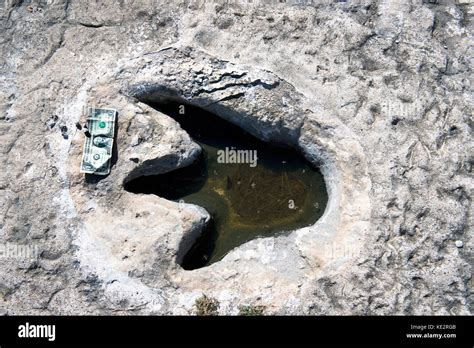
[80, 107, 117, 176]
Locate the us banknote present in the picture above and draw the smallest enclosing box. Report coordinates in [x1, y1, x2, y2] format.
[80, 107, 117, 175]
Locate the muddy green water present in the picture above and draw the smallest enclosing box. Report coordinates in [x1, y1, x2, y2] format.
[125, 102, 328, 270]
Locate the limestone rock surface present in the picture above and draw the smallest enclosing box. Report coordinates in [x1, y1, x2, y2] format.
[0, 0, 472, 315]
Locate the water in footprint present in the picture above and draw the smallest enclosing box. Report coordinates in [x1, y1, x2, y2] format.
[125, 102, 328, 270]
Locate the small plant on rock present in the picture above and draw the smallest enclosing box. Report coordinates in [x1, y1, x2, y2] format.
[195, 294, 220, 316]
[238, 304, 266, 316]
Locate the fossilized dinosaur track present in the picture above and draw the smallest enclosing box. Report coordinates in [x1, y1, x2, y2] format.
[65, 47, 372, 313]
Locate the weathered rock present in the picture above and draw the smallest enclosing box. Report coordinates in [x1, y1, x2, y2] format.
[0, 0, 471, 315]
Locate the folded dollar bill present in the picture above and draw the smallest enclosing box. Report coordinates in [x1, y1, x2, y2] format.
[80, 107, 117, 176]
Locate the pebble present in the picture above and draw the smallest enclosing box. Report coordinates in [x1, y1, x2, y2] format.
[455, 240, 463, 248]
